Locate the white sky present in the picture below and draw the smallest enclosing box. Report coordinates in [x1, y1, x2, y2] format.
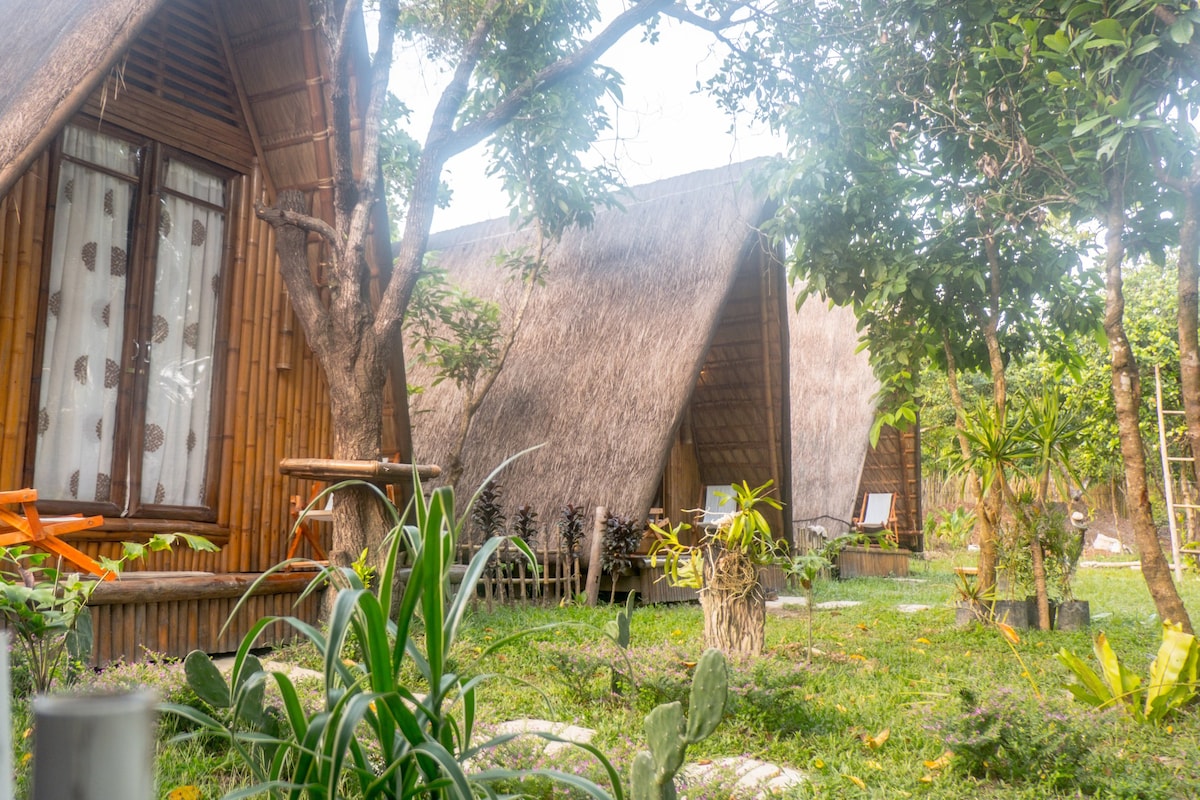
[390, 8, 784, 232]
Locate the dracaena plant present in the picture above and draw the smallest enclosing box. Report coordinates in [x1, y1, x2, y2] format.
[164, 474, 624, 800]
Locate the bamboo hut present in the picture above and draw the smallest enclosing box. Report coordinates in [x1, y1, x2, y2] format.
[789, 294, 923, 549]
[405, 162, 923, 600]
[0, 0, 402, 662]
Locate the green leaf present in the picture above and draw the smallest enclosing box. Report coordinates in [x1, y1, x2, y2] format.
[1090, 19, 1125, 41]
[1145, 624, 1199, 721]
[1169, 18, 1194, 44]
[1057, 647, 1114, 708]
[184, 650, 231, 709]
[1043, 31, 1071, 53]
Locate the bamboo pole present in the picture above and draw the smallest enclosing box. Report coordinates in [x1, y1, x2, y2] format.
[242, 205, 272, 573]
[219, 173, 254, 572]
[0, 192, 19, 481]
[585, 507, 606, 606]
[257, 210, 285, 570]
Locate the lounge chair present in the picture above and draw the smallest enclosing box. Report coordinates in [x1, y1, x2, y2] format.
[853, 492, 898, 545]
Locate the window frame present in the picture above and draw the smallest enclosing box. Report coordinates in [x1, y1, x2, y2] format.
[25, 118, 235, 523]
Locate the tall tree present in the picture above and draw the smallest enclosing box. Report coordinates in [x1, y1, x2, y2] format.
[983, 0, 1194, 631]
[255, 0, 742, 569]
[709, 0, 1100, 597]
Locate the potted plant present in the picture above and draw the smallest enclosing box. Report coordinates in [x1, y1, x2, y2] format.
[952, 568, 988, 627]
[992, 531, 1034, 629]
[1045, 512, 1089, 630]
[649, 480, 785, 657]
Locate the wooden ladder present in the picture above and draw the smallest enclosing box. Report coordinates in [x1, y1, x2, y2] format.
[1154, 365, 1195, 581]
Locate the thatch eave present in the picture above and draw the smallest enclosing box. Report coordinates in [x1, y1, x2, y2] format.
[0, 0, 165, 199]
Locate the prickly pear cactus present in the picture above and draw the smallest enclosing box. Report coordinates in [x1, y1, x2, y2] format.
[631, 648, 727, 800]
[183, 650, 276, 734]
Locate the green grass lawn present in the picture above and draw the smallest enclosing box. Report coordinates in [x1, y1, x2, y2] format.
[89, 558, 1200, 799]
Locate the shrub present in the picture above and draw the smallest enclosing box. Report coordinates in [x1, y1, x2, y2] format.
[939, 688, 1091, 790]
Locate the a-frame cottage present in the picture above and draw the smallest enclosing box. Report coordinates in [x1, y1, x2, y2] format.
[406, 163, 923, 600]
[0, 0, 404, 662]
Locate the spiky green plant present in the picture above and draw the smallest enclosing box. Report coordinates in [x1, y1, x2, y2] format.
[163, 475, 622, 800]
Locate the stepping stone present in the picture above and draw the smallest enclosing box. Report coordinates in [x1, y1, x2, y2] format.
[211, 656, 323, 683]
[766, 595, 807, 609]
[891, 577, 927, 584]
[682, 757, 806, 798]
[491, 719, 596, 756]
[895, 604, 932, 613]
[814, 600, 861, 610]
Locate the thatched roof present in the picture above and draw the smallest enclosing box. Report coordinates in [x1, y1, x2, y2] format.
[407, 162, 774, 521]
[408, 161, 877, 538]
[0, 0, 159, 195]
[788, 292, 878, 533]
[0, 0, 366, 204]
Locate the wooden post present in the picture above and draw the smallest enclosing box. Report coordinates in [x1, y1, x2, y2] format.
[0, 633, 11, 800]
[32, 690, 156, 800]
[585, 506, 606, 606]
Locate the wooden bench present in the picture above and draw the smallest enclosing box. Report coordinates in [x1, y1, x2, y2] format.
[0, 489, 112, 579]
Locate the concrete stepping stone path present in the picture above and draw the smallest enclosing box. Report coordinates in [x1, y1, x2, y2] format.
[493, 720, 806, 797]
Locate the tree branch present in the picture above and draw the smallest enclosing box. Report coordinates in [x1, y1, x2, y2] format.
[323, 0, 359, 232]
[256, 199, 342, 248]
[374, 0, 504, 338]
[1151, 4, 1200, 81]
[260, 190, 333, 357]
[344, 0, 402, 295]
[444, 0, 675, 159]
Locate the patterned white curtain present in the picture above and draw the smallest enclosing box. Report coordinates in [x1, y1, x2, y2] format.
[34, 126, 138, 503]
[139, 157, 224, 507]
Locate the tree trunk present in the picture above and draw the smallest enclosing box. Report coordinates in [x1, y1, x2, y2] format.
[326, 357, 393, 570]
[700, 588, 766, 657]
[1103, 176, 1193, 633]
[944, 333, 993, 592]
[700, 552, 765, 657]
[977, 234, 1010, 595]
[1029, 531, 1052, 630]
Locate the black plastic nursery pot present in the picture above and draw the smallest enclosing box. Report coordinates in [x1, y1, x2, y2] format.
[1055, 599, 1091, 631]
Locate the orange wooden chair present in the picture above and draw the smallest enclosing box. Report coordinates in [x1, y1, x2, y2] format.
[0, 489, 113, 580]
[286, 486, 330, 563]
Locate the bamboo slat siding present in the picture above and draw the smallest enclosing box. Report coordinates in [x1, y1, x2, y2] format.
[0, 155, 50, 490]
[85, 577, 321, 664]
[855, 424, 923, 550]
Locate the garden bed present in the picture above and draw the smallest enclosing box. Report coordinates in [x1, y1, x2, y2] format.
[837, 545, 911, 578]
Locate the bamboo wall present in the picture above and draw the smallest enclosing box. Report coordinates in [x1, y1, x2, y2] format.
[676, 247, 790, 539]
[85, 574, 321, 664]
[856, 423, 923, 550]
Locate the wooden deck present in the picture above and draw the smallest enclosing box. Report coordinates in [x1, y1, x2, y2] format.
[84, 571, 323, 665]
